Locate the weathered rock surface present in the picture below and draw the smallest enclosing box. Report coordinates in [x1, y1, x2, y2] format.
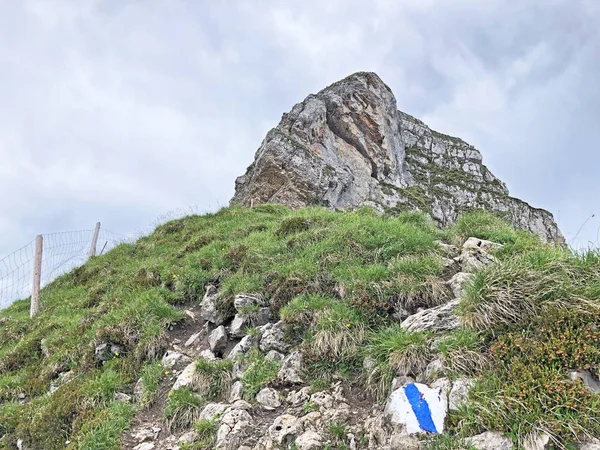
[231, 71, 563, 243]
[208, 326, 229, 354]
[466, 431, 513, 449]
[200, 285, 228, 325]
[401, 299, 460, 332]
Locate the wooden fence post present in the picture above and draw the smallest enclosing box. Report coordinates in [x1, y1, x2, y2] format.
[30, 235, 43, 318]
[89, 222, 101, 257]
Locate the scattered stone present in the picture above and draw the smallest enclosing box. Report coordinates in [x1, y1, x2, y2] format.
[229, 381, 244, 402]
[459, 238, 502, 272]
[215, 408, 254, 449]
[256, 387, 281, 410]
[209, 326, 229, 354]
[295, 430, 324, 450]
[133, 443, 155, 450]
[132, 427, 161, 443]
[133, 378, 144, 400]
[200, 402, 230, 421]
[233, 294, 264, 311]
[423, 358, 445, 382]
[390, 375, 415, 392]
[227, 335, 255, 360]
[184, 331, 203, 347]
[389, 433, 422, 449]
[185, 309, 196, 320]
[178, 431, 198, 444]
[569, 369, 600, 393]
[269, 414, 301, 445]
[200, 285, 228, 325]
[278, 351, 304, 384]
[466, 431, 513, 449]
[171, 361, 196, 391]
[161, 350, 192, 369]
[449, 377, 474, 411]
[287, 387, 311, 406]
[94, 342, 123, 362]
[448, 272, 471, 299]
[259, 321, 290, 353]
[265, 350, 285, 362]
[114, 392, 132, 402]
[199, 349, 217, 361]
[401, 299, 460, 333]
[384, 382, 447, 434]
[230, 308, 273, 338]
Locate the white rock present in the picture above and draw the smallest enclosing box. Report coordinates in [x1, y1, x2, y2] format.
[569, 369, 600, 393]
[260, 321, 290, 353]
[162, 350, 191, 369]
[170, 361, 196, 391]
[265, 350, 285, 362]
[133, 443, 155, 450]
[178, 431, 198, 444]
[462, 237, 503, 253]
[131, 427, 160, 443]
[200, 285, 228, 325]
[384, 382, 447, 434]
[579, 439, 600, 450]
[401, 299, 460, 333]
[185, 331, 203, 347]
[448, 272, 471, 299]
[287, 387, 311, 406]
[209, 326, 229, 354]
[199, 402, 230, 421]
[278, 351, 303, 384]
[233, 294, 263, 311]
[227, 335, 255, 360]
[466, 431, 513, 449]
[449, 377, 474, 411]
[113, 392, 132, 402]
[295, 430, 324, 450]
[430, 377, 452, 407]
[229, 381, 244, 402]
[256, 387, 282, 410]
[269, 414, 301, 445]
[199, 349, 216, 361]
[229, 314, 248, 338]
[215, 409, 254, 450]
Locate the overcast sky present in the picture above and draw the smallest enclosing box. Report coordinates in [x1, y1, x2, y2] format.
[1, 0, 599, 258]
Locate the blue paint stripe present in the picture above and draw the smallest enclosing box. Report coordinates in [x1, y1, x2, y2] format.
[403, 383, 437, 433]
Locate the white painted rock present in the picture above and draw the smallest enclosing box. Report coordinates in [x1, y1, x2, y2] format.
[384, 382, 447, 434]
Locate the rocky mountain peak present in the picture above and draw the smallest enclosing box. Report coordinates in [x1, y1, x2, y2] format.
[231, 72, 563, 242]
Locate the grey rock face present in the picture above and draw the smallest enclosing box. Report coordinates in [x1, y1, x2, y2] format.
[231, 72, 563, 243]
[256, 387, 282, 410]
[200, 285, 229, 325]
[449, 377, 475, 411]
[278, 351, 304, 384]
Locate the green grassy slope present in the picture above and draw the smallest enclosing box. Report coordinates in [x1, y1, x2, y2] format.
[0, 205, 598, 449]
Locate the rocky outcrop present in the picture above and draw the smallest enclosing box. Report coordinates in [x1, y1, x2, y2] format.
[231, 72, 563, 242]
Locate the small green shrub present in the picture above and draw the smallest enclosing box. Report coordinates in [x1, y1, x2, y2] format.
[139, 361, 164, 407]
[240, 349, 281, 400]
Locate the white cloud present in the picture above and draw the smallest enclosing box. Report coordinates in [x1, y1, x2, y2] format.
[0, 0, 599, 259]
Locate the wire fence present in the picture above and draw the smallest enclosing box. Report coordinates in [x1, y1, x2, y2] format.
[0, 227, 129, 310]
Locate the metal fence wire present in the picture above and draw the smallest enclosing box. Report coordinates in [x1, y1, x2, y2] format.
[0, 228, 128, 309]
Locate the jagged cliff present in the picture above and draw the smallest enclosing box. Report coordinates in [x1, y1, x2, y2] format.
[231, 72, 563, 242]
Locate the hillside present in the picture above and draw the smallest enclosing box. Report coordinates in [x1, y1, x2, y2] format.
[0, 205, 598, 450]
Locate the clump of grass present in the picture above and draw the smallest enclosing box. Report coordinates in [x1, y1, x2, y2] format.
[459, 247, 600, 330]
[276, 217, 312, 236]
[424, 434, 477, 450]
[189, 418, 219, 449]
[240, 349, 281, 400]
[138, 361, 163, 407]
[192, 359, 233, 401]
[82, 367, 124, 406]
[164, 388, 205, 432]
[75, 400, 136, 450]
[328, 422, 347, 440]
[436, 329, 489, 376]
[363, 325, 431, 399]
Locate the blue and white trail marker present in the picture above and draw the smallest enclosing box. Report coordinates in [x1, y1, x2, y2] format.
[384, 382, 447, 434]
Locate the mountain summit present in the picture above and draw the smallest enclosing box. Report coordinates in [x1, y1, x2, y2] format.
[231, 72, 563, 242]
